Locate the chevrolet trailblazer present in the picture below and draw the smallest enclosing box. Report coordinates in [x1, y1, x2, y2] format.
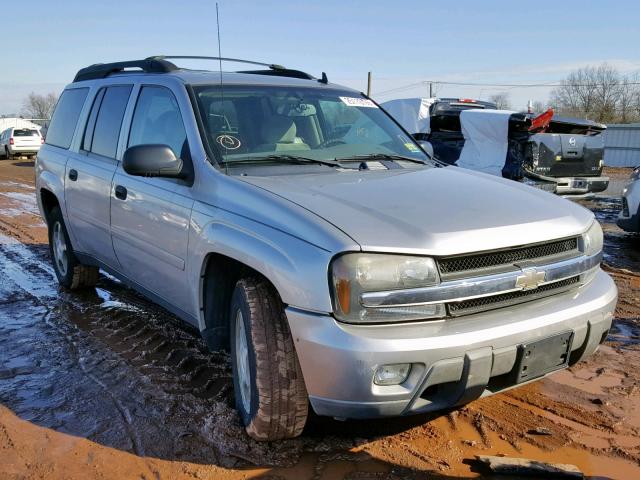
[36, 56, 617, 441]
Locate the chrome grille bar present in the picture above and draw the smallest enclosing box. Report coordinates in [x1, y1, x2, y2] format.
[360, 252, 601, 308]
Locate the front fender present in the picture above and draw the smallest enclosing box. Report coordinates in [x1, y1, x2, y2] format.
[189, 208, 337, 330]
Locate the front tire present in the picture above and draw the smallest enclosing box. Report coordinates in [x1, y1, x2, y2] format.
[47, 206, 99, 289]
[230, 277, 308, 441]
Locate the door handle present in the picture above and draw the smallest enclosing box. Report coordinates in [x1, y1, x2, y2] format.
[114, 185, 128, 200]
[68, 169, 78, 181]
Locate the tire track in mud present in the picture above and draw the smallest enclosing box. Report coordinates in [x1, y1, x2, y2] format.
[0, 230, 328, 467]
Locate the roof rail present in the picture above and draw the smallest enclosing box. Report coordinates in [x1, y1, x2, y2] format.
[150, 56, 320, 80]
[236, 69, 316, 80]
[148, 55, 287, 71]
[73, 58, 178, 83]
[73, 55, 323, 83]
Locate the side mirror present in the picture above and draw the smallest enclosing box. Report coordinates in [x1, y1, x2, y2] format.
[417, 140, 434, 157]
[122, 144, 185, 178]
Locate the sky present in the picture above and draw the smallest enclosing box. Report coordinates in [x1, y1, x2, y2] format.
[2, 0, 640, 114]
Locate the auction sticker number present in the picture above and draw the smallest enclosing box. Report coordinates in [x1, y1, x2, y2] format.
[339, 97, 378, 108]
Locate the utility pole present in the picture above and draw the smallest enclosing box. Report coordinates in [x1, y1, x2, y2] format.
[367, 72, 372, 97]
[429, 82, 433, 98]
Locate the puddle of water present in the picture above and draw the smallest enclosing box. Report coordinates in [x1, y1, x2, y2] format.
[0, 232, 57, 299]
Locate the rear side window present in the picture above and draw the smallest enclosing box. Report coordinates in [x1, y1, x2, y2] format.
[85, 85, 132, 158]
[45, 88, 89, 149]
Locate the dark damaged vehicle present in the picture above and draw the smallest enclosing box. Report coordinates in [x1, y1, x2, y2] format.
[382, 97, 608, 195]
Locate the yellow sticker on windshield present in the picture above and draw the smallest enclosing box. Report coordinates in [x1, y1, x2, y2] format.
[404, 142, 420, 152]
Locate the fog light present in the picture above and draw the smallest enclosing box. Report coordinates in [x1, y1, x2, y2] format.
[374, 364, 411, 386]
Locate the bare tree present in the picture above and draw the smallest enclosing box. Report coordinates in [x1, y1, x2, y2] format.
[549, 63, 640, 123]
[489, 92, 511, 110]
[617, 72, 640, 123]
[531, 100, 548, 113]
[21, 92, 58, 120]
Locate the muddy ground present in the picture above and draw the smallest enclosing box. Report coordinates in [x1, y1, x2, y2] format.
[0, 161, 638, 480]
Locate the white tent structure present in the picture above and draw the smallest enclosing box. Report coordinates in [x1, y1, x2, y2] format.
[456, 109, 513, 176]
[381, 98, 435, 135]
[0, 118, 43, 134]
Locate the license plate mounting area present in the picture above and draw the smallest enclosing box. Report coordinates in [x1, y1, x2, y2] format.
[514, 331, 574, 384]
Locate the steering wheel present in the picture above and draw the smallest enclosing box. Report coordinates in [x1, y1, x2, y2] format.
[318, 138, 346, 149]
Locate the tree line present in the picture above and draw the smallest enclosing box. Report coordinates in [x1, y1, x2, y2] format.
[549, 63, 640, 123]
[488, 64, 640, 124]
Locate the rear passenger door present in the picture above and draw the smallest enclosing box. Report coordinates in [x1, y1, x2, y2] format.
[65, 85, 132, 269]
[110, 85, 194, 316]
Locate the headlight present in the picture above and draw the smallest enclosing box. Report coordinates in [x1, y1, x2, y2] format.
[581, 221, 603, 256]
[330, 253, 444, 323]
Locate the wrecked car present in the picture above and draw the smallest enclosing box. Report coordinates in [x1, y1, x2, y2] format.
[618, 165, 640, 233]
[36, 57, 616, 441]
[382, 97, 609, 195]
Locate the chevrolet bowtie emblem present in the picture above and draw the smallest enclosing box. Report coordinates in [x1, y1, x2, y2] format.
[515, 267, 546, 291]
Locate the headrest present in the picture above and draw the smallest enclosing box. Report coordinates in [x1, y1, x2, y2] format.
[261, 115, 297, 144]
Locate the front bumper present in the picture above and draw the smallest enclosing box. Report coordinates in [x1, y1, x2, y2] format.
[287, 269, 616, 419]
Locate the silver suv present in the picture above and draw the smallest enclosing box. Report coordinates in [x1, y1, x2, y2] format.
[36, 56, 617, 441]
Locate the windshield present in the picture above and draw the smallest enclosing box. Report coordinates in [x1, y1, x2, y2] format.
[193, 85, 431, 166]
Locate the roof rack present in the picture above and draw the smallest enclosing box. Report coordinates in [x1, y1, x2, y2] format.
[236, 69, 315, 80]
[149, 55, 287, 71]
[73, 55, 325, 83]
[73, 58, 178, 83]
[152, 56, 319, 80]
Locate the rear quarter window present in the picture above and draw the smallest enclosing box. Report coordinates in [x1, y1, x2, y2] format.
[46, 88, 90, 149]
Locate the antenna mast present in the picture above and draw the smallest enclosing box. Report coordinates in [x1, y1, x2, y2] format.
[215, 2, 228, 167]
[216, 3, 223, 75]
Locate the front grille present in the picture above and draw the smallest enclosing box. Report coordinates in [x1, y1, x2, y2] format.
[448, 276, 580, 317]
[438, 237, 579, 278]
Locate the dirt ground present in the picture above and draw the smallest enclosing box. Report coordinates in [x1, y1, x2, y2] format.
[0, 161, 639, 480]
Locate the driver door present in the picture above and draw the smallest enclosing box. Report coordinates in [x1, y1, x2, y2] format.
[110, 85, 194, 316]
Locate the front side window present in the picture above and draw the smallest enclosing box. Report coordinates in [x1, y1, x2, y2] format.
[46, 88, 89, 149]
[128, 86, 188, 159]
[193, 85, 430, 167]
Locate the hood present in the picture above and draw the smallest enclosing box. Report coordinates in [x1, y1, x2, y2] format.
[239, 166, 594, 256]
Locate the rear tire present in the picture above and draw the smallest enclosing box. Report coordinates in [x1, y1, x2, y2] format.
[47, 206, 99, 289]
[230, 277, 308, 441]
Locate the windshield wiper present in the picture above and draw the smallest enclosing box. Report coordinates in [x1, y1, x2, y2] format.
[334, 153, 429, 165]
[223, 155, 343, 168]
